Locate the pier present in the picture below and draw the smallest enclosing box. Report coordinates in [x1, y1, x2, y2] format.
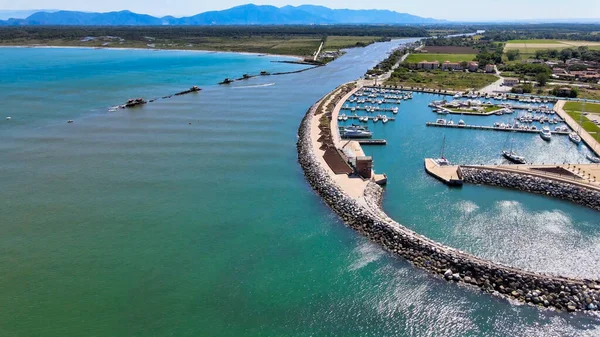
[342, 106, 399, 113]
[424, 158, 463, 186]
[357, 139, 387, 145]
[425, 122, 570, 135]
[342, 116, 396, 121]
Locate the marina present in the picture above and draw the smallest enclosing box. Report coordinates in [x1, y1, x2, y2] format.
[301, 79, 600, 316]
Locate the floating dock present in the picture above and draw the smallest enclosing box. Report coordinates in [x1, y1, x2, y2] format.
[425, 122, 570, 135]
[342, 106, 399, 112]
[343, 116, 396, 121]
[424, 158, 463, 186]
[357, 139, 387, 145]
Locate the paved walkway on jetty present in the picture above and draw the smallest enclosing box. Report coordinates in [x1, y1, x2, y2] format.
[464, 163, 600, 190]
[310, 85, 369, 200]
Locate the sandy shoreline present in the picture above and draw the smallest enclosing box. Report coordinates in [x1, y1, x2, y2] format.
[0, 44, 304, 61]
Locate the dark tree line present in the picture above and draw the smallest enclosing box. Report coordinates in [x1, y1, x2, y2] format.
[480, 24, 600, 42]
[0, 26, 429, 42]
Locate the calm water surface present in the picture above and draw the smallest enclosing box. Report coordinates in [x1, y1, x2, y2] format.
[1, 44, 599, 336]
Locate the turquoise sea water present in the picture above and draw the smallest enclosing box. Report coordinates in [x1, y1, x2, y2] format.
[1, 44, 600, 336]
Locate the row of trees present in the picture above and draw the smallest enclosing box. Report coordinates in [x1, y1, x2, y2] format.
[366, 47, 410, 76]
[534, 46, 600, 62]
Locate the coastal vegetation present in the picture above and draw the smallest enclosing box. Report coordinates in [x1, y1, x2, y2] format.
[0, 26, 427, 57]
[386, 68, 497, 90]
[366, 47, 410, 76]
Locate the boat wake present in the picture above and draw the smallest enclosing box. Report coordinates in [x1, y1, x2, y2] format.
[233, 83, 275, 89]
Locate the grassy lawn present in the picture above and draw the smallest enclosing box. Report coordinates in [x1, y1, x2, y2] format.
[444, 105, 503, 114]
[564, 110, 600, 136]
[405, 53, 476, 63]
[386, 69, 498, 91]
[563, 102, 600, 136]
[564, 102, 600, 114]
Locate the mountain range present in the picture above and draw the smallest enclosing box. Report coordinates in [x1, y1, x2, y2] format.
[0, 4, 444, 26]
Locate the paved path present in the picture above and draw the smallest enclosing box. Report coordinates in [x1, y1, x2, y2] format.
[464, 163, 600, 190]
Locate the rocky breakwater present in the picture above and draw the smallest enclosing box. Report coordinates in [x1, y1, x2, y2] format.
[297, 94, 600, 313]
[461, 167, 600, 212]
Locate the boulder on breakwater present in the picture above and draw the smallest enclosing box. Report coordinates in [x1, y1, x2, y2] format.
[461, 167, 600, 212]
[297, 93, 600, 313]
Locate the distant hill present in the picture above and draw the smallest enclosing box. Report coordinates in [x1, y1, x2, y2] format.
[0, 4, 445, 26]
[0, 9, 58, 20]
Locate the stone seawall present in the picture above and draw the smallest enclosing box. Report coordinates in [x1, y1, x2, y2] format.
[461, 167, 600, 212]
[297, 100, 600, 313]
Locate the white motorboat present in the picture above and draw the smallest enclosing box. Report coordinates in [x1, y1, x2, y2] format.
[435, 119, 447, 125]
[381, 115, 389, 124]
[341, 129, 373, 139]
[587, 154, 600, 163]
[392, 107, 399, 114]
[569, 132, 582, 145]
[458, 119, 465, 126]
[373, 116, 379, 123]
[540, 127, 552, 141]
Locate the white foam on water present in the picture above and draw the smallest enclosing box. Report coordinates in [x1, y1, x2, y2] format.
[348, 241, 385, 271]
[232, 83, 275, 89]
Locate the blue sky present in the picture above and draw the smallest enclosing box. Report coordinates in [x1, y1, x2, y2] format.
[1, 0, 599, 21]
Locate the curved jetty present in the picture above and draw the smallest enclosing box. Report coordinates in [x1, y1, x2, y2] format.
[297, 82, 600, 313]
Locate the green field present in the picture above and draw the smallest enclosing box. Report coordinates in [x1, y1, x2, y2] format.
[504, 40, 600, 55]
[386, 69, 497, 91]
[405, 53, 476, 63]
[323, 36, 381, 49]
[507, 39, 559, 44]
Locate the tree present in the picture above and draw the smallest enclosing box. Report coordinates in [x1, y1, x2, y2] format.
[536, 73, 549, 87]
[506, 49, 521, 61]
[560, 49, 573, 62]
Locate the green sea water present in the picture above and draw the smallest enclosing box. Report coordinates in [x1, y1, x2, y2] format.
[1, 44, 599, 336]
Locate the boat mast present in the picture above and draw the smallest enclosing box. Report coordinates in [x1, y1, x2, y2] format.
[579, 101, 585, 135]
[440, 135, 446, 159]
